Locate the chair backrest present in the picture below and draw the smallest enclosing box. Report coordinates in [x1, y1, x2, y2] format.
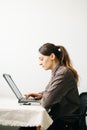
[79, 92, 87, 115]
[78, 92, 87, 130]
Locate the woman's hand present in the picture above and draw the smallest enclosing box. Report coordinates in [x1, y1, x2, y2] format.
[24, 93, 42, 100]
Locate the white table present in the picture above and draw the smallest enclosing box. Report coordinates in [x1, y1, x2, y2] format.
[0, 98, 53, 130]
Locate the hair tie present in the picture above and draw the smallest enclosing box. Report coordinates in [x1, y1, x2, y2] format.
[58, 48, 61, 52]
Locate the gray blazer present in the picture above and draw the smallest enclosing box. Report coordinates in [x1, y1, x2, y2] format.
[40, 65, 80, 120]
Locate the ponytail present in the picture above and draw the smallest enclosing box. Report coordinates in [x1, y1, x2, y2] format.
[57, 45, 79, 82]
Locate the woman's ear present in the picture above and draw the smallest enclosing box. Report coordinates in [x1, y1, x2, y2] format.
[50, 53, 56, 60]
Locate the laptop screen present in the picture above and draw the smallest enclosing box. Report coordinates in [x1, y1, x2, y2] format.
[3, 74, 23, 100]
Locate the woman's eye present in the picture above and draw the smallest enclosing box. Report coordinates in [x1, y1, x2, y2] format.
[40, 58, 43, 61]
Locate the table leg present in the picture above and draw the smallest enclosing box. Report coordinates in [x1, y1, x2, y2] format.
[36, 126, 41, 130]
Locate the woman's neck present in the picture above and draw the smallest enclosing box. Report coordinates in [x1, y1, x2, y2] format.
[51, 60, 60, 70]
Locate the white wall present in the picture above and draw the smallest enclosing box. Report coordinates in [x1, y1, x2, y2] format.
[0, 0, 87, 98]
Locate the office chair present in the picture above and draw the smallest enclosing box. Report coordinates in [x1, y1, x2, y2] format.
[51, 92, 87, 130]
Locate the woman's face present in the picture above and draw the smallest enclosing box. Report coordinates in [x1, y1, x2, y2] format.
[38, 53, 53, 70]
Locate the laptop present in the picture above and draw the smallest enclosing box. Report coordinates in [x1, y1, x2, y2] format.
[3, 74, 41, 105]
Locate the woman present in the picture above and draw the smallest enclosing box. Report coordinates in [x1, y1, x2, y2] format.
[20, 43, 80, 130]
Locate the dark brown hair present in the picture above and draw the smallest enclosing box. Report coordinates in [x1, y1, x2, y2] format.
[39, 43, 79, 82]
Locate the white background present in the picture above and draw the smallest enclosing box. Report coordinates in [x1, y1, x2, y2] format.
[0, 0, 87, 98]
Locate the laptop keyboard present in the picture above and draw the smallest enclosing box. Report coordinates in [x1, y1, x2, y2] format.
[21, 97, 40, 103]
